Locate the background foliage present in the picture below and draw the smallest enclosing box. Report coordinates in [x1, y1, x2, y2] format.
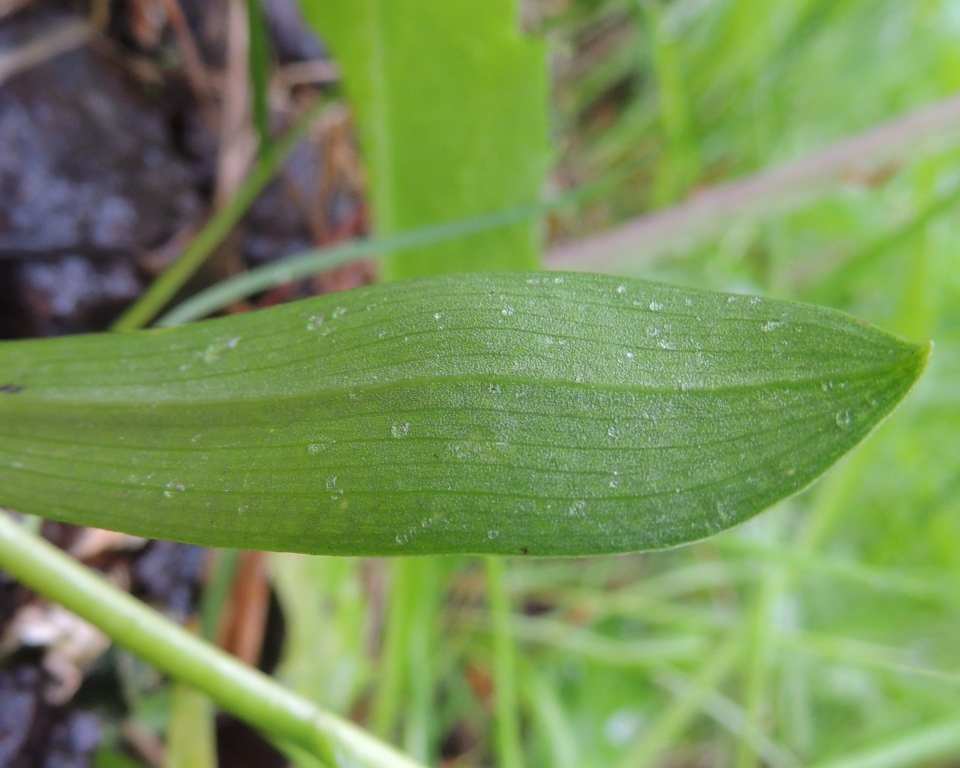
[2, 0, 960, 766]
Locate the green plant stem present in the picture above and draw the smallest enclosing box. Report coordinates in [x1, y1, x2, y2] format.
[485, 556, 525, 768]
[0, 513, 426, 768]
[111, 100, 329, 332]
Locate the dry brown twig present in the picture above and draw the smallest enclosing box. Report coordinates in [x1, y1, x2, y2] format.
[0, 0, 32, 22]
[0, 17, 94, 85]
[153, 0, 216, 108]
[275, 59, 339, 89]
[215, 0, 258, 207]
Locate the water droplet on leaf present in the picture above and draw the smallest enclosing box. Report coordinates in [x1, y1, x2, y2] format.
[163, 481, 186, 498]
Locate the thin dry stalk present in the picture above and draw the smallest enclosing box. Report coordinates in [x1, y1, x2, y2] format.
[0, 18, 93, 85]
[154, 0, 216, 109]
[215, 0, 257, 207]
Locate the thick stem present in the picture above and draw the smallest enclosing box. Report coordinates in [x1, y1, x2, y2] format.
[0, 513, 426, 768]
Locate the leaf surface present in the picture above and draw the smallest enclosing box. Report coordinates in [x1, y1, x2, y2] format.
[0, 273, 927, 556]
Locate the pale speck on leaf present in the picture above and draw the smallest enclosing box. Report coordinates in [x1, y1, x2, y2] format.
[163, 481, 186, 498]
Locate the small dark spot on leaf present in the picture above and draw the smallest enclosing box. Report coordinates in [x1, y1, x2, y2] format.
[0, 384, 24, 394]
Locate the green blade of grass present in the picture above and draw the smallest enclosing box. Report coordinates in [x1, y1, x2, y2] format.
[164, 683, 217, 768]
[154, 157, 648, 328]
[617, 631, 744, 768]
[0, 272, 927, 556]
[246, 0, 273, 157]
[806, 717, 960, 768]
[486, 555, 525, 768]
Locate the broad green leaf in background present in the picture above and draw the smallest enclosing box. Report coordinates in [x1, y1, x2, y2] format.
[299, 0, 550, 278]
[0, 273, 927, 556]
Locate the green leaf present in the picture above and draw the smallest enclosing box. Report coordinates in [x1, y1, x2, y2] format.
[0, 273, 928, 556]
[300, 0, 549, 277]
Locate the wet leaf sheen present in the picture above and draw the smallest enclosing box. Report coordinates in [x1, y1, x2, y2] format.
[0, 273, 928, 556]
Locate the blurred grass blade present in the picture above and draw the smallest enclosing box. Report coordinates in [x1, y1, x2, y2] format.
[806, 718, 960, 768]
[804, 179, 960, 304]
[270, 553, 369, 713]
[0, 272, 928, 556]
[618, 632, 743, 768]
[165, 683, 217, 768]
[546, 95, 960, 273]
[199, 548, 241, 641]
[246, 0, 273, 157]
[486, 556, 525, 768]
[155, 168, 621, 326]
